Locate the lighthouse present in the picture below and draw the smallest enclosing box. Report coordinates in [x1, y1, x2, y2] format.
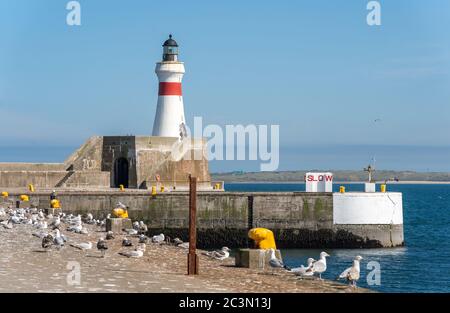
[152, 35, 187, 138]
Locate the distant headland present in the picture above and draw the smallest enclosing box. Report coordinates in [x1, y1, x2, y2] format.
[212, 170, 450, 183]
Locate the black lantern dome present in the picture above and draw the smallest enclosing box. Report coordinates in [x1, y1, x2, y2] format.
[162, 34, 179, 61]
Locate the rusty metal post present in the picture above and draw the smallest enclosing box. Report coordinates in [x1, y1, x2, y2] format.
[187, 175, 199, 275]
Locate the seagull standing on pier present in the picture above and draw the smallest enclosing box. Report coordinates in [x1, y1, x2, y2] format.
[42, 234, 54, 249]
[106, 231, 115, 240]
[50, 216, 61, 228]
[266, 248, 290, 274]
[97, 238, 108, 258]
[312, 251, 330, 280]
[139, 221, 148, 234]
[338, 256, 363, 287]
[53, 229, 65, 248]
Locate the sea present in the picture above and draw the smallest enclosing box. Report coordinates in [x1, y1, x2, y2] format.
[225, 183, 450, 293]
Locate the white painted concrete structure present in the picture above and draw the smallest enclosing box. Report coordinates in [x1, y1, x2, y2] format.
[364, 182, 376, 192]
[333, 192, 403, 225]
[152, 35, 187, 138]
[305, 172, 333, 192]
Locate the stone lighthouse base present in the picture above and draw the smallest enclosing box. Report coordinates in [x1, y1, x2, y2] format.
[0, 136, 217, 191]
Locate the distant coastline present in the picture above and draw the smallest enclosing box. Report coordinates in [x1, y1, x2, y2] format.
[221, 180, 450, 184]
[212, 170, 450, 184]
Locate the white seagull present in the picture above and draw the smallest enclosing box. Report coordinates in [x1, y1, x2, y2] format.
[53, 229, 65, 248]
[151, 233, 165, 244]
[70, 241, 93, 250]
[338, 256, 363, 287]
[290, 257, 316, 277]
[203, 247, 231, 260]
[267, 248, 288, 274]
[119, 243, 146, 258]
[311, 251, 330, 280]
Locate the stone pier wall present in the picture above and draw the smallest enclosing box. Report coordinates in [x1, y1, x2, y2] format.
[4, 191, 404, 249]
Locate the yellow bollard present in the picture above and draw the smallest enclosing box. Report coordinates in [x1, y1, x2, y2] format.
[119, 184, 125, 191]
[248, 228, 277, 250]
[112, 207, 128, 218]
[160, 185, 165, 192]
[215, 183, 221, 190]
[380, 184, 386, 193]
[20, 195, 30, 202]
[339, 186, 345, 193]
[28, 184, 35, 192]
[151, 186, 157, 197]
[1, 191, 8, 199]
[50, 199, 61, 209]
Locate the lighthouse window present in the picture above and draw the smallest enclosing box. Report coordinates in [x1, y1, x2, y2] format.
[164, 46, 178, 54]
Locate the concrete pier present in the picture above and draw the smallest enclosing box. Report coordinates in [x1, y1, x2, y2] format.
[2, 190, 404, 249]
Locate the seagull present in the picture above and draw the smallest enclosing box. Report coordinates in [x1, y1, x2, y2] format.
[122, 237, 133, 247]
[311, 251, 330, 280]
[97, 238, 108, 258]
[124, 228, 138, 236]
[203, 247, 231, 260]
[32, 231, 48, 239]
[267, 248, 289, 274]
[106, 231, 115, 240]
[70, 241, 93, 250]
[50, 216, 61, 228]
[139, 221, 148, 233]
[116, 202, 127, 210]
[1, 220, 13, 230]
[119, 243, 146, 258]
[132, 221, 140, 231]
[42, 234, 54, 249]
[138, 234, 149, 244]
[84, 213, 94, 224]
[53, 229, 65, 248]
[36, 221, 47, 230]
[173, 238, 189, 249]
[338, 256, 363, 287]
[290, 258, 316, 277]
[151, 233, 165, 244]
[67, 222, 82, 233]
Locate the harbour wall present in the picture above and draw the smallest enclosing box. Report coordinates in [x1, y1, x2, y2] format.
[3, 191, 404, 249]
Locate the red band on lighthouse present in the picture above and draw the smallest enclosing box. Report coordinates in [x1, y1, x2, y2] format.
[159, 82, 182, 96]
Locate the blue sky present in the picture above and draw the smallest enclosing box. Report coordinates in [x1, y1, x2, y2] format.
[1, 0, 449, 172]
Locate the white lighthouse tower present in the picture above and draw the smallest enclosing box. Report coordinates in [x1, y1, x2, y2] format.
[152, 35, 187, 138]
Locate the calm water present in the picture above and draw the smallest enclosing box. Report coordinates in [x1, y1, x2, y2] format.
[225, 183, 450, 293]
